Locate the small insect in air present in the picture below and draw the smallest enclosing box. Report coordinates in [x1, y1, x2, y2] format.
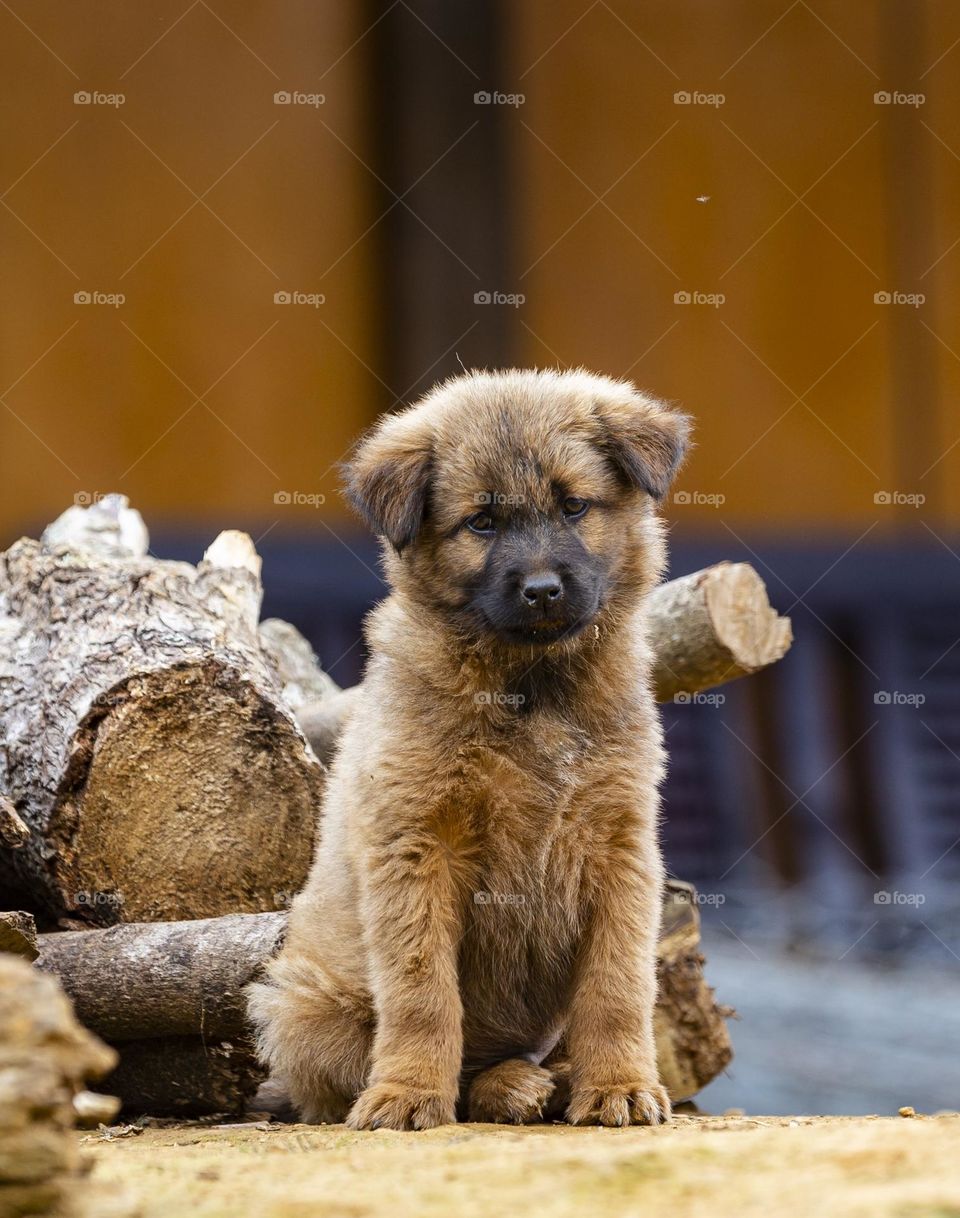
[696, 195, 711, 204]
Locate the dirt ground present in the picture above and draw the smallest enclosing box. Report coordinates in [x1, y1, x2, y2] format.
[83, 1112, 960, 1218]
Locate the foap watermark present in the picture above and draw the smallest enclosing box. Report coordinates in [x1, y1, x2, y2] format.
[74, 90, 125, 107]
[874, 90, 925, 107]
[874, 490, 925, 507]
[74, 491, 114, 506]
[874, 691, 925, 707]
[874, 890, 925, 906]
[474, 890, 526, 906]
[674, 691, 726, 707]
[273, 889, 296, 909]
[474, 491, 525, 506]
[274, 90, 325, 108]
[674, 290, 725, 308]
[874, 290, 924, 308]
[670, 887, 725, 907]
[474, 90, 525, 107]
[474, 290, 525, 308]
[274, 290, 325, 307]
[474, 690, 526, 708]
[74, 290, 125, 308]
[692, 890, 726, 907]
[75, 890, 125, 908]
[274, 491, 326, 507]
[89, 690, 127, 711]
[674, 90, 725, 107]
[673, 490, 725, 507]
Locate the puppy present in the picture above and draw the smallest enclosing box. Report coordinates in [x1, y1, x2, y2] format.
[248, 368, 690, 1130]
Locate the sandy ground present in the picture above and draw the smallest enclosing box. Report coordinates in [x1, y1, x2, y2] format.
[83, 1113, 960, 1218]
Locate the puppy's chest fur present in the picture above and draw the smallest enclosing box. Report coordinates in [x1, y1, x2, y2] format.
[434, 707, 636, 1062]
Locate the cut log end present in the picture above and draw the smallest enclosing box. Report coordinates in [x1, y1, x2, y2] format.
[50, 663, 323, 926]
[705, 563, 793, 674]
[648, 561, 792, 703]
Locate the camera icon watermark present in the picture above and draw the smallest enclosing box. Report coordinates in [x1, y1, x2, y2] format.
[673, 490, 725, 507]
[273, 491, 326, 507]
[673, 90, 725, 107]
[74, 290, 125, 308]
[474, 90, 525, 107]
[473, 890, 525, 906]
[274, 90, 325, 107]
[74, 90, 125, 107]
[274, 290, 325, 307]
[874, 691, 925, 707]
[874, 91, 925, 107]
[474, 491, 525, 506]
[474, 690, 526, 708]
[674, 691, 726, 706]
[874, 890, 925, 905]
[674, 289, 725, 308]
[75, 890, 125, 907]
[874, 290, 924, 308]
[873, 490, 925, 507]
[473, 289, 525, 308]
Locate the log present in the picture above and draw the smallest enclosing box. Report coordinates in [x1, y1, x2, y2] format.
[646, 562, 792, 703]
[0, 496, 324, 926]
[38, 883, 732, 1114]
[102, 1036, 264, 1118]
[654, 882, 734, 1101]
[0, 796, 28, 850]
[0, 956, 117, 1216]
[0, 912, 37, 961]
[37, 912, 287, 1042]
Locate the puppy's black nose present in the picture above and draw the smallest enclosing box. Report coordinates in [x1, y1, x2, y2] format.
[520, 572, 563, 609]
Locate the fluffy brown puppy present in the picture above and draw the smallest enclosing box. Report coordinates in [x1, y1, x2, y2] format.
[248, 368, 690, 1130]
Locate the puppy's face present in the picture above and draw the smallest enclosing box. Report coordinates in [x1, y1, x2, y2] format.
[345, 370, 690, 649]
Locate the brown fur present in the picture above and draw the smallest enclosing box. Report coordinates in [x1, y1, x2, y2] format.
[248, 368, 690, 1130]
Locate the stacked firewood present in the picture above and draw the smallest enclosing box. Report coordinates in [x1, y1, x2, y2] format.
[1, 496, 792, 1118]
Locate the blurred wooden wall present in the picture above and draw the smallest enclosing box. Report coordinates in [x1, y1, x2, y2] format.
[0, 1, 379, 536]
[3, 0, 960, 542]
[510, 0, 960, 538]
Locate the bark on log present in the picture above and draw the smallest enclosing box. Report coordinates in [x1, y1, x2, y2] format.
[0, 497, 324, 927]
[38, 883, 732, 1114]
[646, 561, 792, 703]
[102, 1036, 264, 1118]
[0, 795, 28, 850]
[37, 912, 286, 1041]
[0, 956, 117, 1216]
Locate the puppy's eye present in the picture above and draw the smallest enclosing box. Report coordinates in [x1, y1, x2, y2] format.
[466, 512, 496, 535]
[562, 497, 589, 519]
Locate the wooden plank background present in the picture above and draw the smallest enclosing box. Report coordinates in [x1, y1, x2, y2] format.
[1, 1, 959, 541]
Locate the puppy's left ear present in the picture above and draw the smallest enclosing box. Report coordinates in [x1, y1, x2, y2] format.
[595, 388, 692, 500]
[343, 409, 433, 550]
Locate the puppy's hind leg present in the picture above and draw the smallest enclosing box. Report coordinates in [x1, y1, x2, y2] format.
[465, 1058, 557, 1124]
[247, 953, 373, 1125]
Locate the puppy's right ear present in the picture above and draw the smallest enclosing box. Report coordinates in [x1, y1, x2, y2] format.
[343, 410, 433, 550]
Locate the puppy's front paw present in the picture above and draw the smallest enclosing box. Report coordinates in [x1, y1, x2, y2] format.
[567, 1080, 671, 1127]
[467, 1059, 556, 1124]
[346, 1082, 456, 1131]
